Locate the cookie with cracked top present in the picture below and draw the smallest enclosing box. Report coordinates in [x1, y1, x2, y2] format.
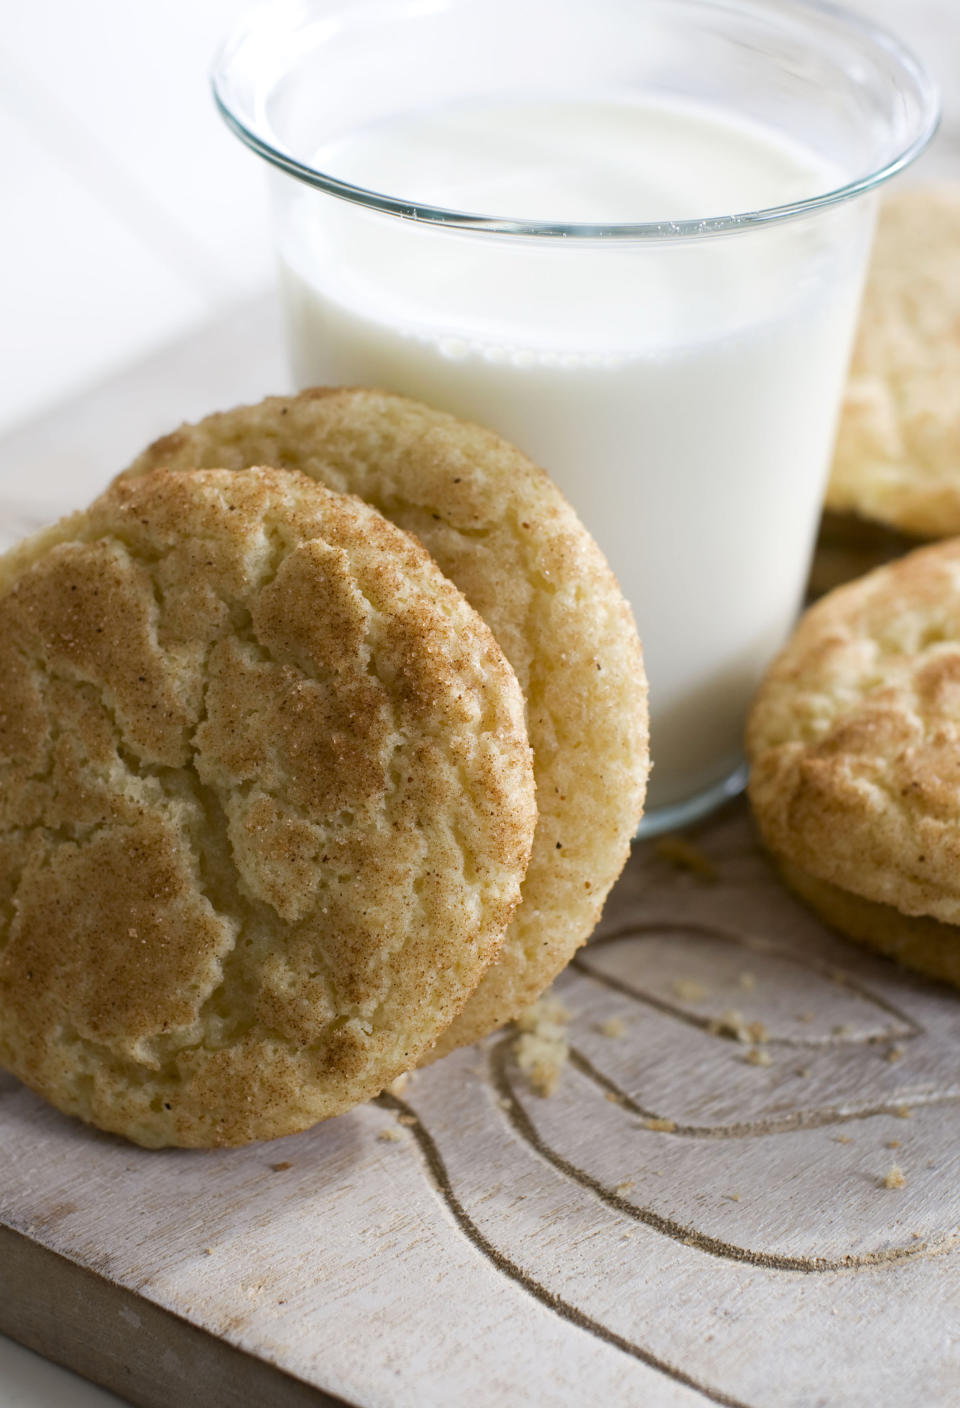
[826, 186, 960, 541]
[748, 537, 960, 988]
[123, 388, 649, 1056]
[0, 466, 535, 1146]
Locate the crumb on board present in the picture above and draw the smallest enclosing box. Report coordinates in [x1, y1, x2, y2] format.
[887, 1139, 902, 1150]
[796, 1067, 811, 1079]
[738, 971, 757, 992]
[203, 1247, 214, 1257]
[725, 1193, 741, 1203]
[707, 1009, 757, 1044]
[514, 995, 571, 1096]
[643, 1116, 678, 1133]
[672, 978, 709, 1003]
[886, 1046, 905, 1064]
[832, 1135, 853, 1145]
[747, 1020, 769, 1044]
[605, 1091, 625, 1104]
[614, 1180, 635, 1196]
[796, 1012, 815, 1024]
[745, 1047, 772, 1067]
[598, 1016, 626, 1038]
[387, 1071, 412, 1096]
[895, 1105, 913, 1119]
[515, 995, 571, 1034]
[397, 1114, 417, 1126]
[497, 1096, 514, 1112]
[653, 834, 719, 882]
[270, 1161, 292, 1172]
[377, 1126, 405, 1143]
[833, 1024, 854, 1037]
[882, 1165, 907, 1190]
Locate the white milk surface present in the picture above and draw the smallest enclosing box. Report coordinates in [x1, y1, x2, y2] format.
[279, 96, 870, 812]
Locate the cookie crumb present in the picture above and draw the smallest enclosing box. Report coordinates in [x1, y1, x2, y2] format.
[654, 835, 718, 882]
[397, 1114, 417, 1127]
[644, 1116, 677, 1133]
[725, 1193, 741, 1203]
[796, 1067, 811, 1078]
[614, 1180, 635, 1195]
[514, 995, 571, 1096]
[886, 1139, 902, 1150]
[882, 1165, 906, 1190]
[708, 1009, 751, 1043]
[832, 1135, 853, 1145]
[671, 978, 708, 1003]
[885, 1046, 905, 1064]
[747, 1020, 769, 1044]
[515, 995, 571, 1033]
[270, 1161, 292, 1172]
[377, 1127, 404, 1143]
[745, 1047, 772, 1067]
[895, 1105, 913, 1119]
[605, 1091, 625, 1104]
[598, 1016, 626, 1038]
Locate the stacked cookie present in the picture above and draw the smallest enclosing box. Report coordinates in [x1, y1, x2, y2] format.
[751, 186, 960, 987]
[0, 391, 648, 1146]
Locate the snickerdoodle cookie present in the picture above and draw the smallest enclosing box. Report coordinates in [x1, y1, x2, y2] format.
[749, 538, 960, 986]
[0, 467, 535, 1145]
[124, 388, 649, 1055]
[826, 186, 960, 540]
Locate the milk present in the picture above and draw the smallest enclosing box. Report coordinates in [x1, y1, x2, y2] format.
[277, 95, 871, 814]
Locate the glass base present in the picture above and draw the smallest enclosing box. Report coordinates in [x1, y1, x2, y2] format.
[636, 762, 749, 840]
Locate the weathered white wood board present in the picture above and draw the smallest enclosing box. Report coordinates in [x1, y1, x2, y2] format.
[2, 5, 960, 1398]
[4, 803, 960, 1408]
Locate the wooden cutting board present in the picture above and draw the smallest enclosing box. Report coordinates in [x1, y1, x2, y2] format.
[3, 785, 960, 1408]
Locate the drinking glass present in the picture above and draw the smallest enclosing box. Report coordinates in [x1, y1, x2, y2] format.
[213, 0, 938, 832]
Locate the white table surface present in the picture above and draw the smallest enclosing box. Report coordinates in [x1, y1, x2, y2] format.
[1, 0, 957, 1403]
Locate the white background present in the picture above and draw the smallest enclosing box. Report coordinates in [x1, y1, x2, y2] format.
[0, 0, 271, 438]
[1, 0, 958, 1404]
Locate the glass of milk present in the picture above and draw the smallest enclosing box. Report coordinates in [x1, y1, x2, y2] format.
[213, 0, 937, 833]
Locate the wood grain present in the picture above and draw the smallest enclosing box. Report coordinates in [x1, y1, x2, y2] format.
[2, 801, 960, 1408]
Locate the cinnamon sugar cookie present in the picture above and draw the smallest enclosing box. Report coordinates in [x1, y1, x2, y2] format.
[0, 467, 535, 1145]
[749, 538, 960, 986]
[124, 388, 649, 1054]
[826, 186, 960, 540]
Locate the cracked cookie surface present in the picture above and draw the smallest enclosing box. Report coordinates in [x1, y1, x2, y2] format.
[826, 186, 960, 538]
[124, 389, 649, 1054]
[748, 539, 960, 982]
[0, 467, 535, 1145]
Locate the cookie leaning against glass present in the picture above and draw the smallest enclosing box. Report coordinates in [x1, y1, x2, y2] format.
[749, 537, 960, 988]
[0, 467, 536, 1146]
[122, 388, 650, 1056]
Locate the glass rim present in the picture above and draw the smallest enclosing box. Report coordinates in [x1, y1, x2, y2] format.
[212, 0, 940, 241]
